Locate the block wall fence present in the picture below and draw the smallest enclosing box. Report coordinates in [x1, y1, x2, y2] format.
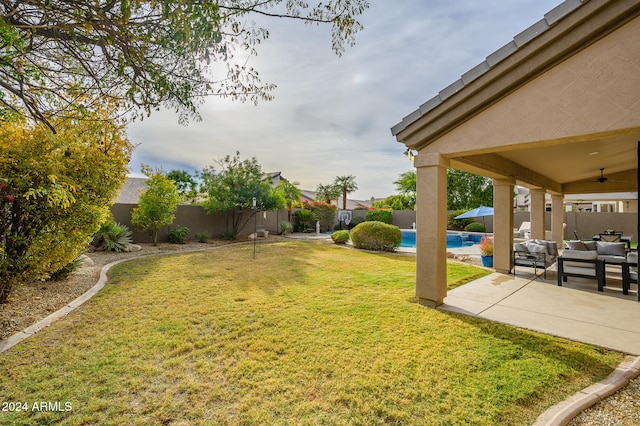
[110, 204, 638, 244]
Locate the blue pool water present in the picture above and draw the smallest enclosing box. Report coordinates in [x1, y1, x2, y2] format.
[400, 230, 482, 249]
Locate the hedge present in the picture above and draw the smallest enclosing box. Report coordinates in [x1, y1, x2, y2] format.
[350, 221, 401, 252]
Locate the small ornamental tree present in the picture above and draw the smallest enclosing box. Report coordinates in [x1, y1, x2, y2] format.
[275, 180, 302, 223]
[305, 201, 337, 232]
[200, 152, 285, 238]
[0, 112, 132, 304]
[167, 170, 198, 202]
[131, 166, 181, 245]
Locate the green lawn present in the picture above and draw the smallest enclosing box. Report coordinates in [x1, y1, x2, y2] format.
[0, 242, 623, 425]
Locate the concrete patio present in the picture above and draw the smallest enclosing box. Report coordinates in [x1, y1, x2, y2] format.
[439, 264, 640, 355]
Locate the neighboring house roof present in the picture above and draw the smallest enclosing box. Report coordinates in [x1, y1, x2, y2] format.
[263, 172, 288, 186]
[114, 177, 148, 204]
[299, 189, 386, 210]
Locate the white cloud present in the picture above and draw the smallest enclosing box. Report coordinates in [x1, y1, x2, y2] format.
[127, 0, 561, 199]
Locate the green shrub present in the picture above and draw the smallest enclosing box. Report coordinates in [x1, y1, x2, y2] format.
[168, 225, 190, 244]
[294, 209, 317, 232]
[96, 222, 132, 252]
[48, 257, 84, 281]
[305, 201, 337, 232]
[221, 229, 237, 240]
[280, 221, 292, 235]
[350, 221, 402, 252]
[348, 216, 365, 230]
[195, 231, 209, 243]
[448, 210, 473, 230]
[464, 222, 486, 232]
[331, 230, 350, 244]
[365, 209, 392, 224]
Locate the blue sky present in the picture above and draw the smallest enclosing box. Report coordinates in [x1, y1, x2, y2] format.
[127, 0, 562, 200]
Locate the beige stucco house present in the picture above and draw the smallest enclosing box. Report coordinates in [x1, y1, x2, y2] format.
[392, 0, 640, 307]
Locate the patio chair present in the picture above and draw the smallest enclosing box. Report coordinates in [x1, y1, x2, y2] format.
[599, 233, 622, 242]
[622, 252, 639, 301]
[557, 250, 606, 292]
[513, 241, 557, 279]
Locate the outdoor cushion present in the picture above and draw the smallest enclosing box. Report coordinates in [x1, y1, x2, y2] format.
[561, 249, 598, 272]
[514, 243, 529, 253]
[562, 250, 598, 260]
[527, 243, 548, 259]
[566, 240, 588, 251]
[596, 242, 626, 257]
[584, 241, 597, 251]
[531, 239, 559, 258]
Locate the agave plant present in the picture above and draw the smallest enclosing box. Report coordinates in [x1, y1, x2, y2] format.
[96, 222, 133, 252]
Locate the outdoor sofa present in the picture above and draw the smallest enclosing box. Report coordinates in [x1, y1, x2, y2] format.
[556, 240, 628, 292]
[622, 251, 639, 301]
[513, 239, 559, 279]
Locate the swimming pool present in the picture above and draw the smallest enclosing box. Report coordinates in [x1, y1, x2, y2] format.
[400, 230, 482, 249]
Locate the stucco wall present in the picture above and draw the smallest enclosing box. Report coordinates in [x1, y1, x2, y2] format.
[111, 204, 636, 244]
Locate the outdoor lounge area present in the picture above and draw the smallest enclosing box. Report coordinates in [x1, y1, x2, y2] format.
[392, 0, 640, 309]
[440, 262, 640, 356]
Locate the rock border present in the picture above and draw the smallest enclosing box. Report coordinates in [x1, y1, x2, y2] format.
[535, 356, 640, 425]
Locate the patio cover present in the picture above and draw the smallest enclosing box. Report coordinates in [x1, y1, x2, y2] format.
[392, 0, 640, 307]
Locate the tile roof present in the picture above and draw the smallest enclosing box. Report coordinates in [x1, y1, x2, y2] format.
[390, 0, 586, 136]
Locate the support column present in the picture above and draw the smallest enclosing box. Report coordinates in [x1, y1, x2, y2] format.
[493, 179, 515, 274]
[414, 153, 449, 308]
[551, 194, 565, 244]
[530, 188, 547, 240]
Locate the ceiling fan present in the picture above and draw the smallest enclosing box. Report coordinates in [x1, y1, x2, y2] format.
[588, 168, 627, 184]
[595, 168, 608, 183]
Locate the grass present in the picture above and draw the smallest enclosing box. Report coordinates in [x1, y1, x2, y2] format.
[0, 241, 624, 425]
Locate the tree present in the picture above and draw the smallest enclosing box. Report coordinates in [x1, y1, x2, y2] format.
[394, 170, 416, 208]
[275, 180, 301, 223]
[167, 170, 198, 202]
[372, 194, 414, 210]
[0, 1, 369, 131]
[131, 166, 181, 245]
[200, 152, 284, 238]
[0, 112, 132, 304]
[333, 175, 358, 210]
[388, 169, 492, 210]
[447, 169, 493, 210]
[316, 183, 341, 205]
[305, 201, 336, 232]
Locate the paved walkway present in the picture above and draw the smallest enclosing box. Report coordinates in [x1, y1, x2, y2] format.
[439, 267, 640, 355]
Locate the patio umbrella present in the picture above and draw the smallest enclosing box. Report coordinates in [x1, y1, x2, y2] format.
[454, 205, 494, 233]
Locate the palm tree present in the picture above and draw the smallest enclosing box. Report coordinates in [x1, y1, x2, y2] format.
[333, 175, 358, 210]
[316, 183, 341, 205]
[276, 180, 302, 222]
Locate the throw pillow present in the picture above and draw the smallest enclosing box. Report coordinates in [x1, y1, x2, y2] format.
[596, 242, 626, 257]
[566, 240, 588, 251]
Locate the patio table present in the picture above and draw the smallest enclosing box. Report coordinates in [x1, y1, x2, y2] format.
[592, 234, 632, 249]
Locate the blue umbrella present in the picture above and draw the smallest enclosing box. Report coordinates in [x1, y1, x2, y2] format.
[454, 205, 494, 219]
[454, 206, 494, 234]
